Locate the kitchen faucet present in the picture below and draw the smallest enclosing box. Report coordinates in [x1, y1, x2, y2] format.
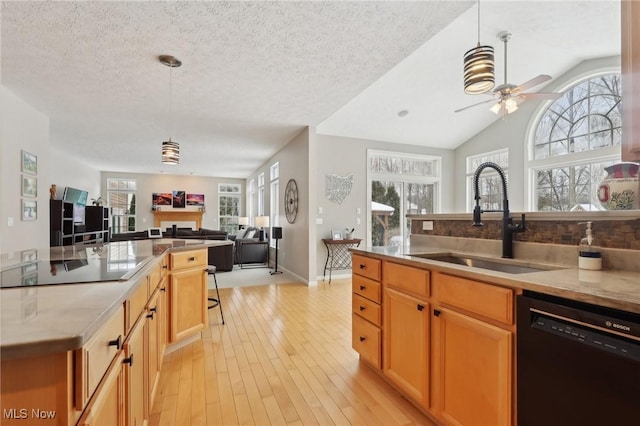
[472, 161, 526, 258]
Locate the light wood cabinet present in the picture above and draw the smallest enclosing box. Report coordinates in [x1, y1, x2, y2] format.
[123, 316, 146, 426]
[351, 255, 382, 369]
[432, 308, 512, 426]
[622, 0, 640, 161]
[168, 249, 208, 343]
[77, 352, 125, 426]
[383, 286, 430, 409]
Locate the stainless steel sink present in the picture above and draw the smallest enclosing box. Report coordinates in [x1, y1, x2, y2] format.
[409, 254, 556, 274]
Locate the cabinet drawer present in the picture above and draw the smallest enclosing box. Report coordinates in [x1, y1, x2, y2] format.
[352, 254, 381, 281]
[435, 273, 514, 325]
[75, 304, 125, 409]
[170, 249, 207, 271]
[352, 275, 381, 303]
[383, 261, 430, 298]
[352, 314, 381, 369]
[353, 293, 381, 326]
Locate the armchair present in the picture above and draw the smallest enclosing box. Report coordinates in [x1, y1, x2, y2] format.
[233, 227, 269, 265]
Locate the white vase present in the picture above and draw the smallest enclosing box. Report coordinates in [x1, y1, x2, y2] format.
[597, 162, 640, 210]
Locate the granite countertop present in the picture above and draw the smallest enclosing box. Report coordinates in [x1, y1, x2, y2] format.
[0, 239, 230, 360]
[352, 246, 640, 314]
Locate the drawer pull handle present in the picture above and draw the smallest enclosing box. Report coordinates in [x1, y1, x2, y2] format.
[434, 309, 441, 317]
[123, 354, 134, 366]
[108, 335, 121, 349]
[160, 287, 166, 292]
[359, 336, 366, 342]
[359, 306, 365, 311]
[359, 285, 365, 291]
[417, 304, 424, 311]
[146, 311, 155, 319]
[359, 264, 366, 269]
[189, 256, 196, 262]
[162, 265, 168, 270]
[150, 306, 157, 313]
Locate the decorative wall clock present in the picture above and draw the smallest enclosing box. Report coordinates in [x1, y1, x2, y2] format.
[285, 179, 298, 224]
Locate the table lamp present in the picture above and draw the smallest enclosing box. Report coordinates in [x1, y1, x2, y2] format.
[238, 216, 249, 230]
[255, 216, 269, 241]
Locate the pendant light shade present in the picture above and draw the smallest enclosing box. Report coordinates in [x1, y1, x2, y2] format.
[464, 44, 495, 94]
[463, 0, 495, 94]
[159, 55, 182, 165]
[162, 139, 180, 165]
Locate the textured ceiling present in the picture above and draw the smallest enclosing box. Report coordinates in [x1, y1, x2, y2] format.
[1, 1, 620, 178]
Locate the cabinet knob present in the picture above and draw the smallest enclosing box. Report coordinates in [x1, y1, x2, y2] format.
[189, 256, 196, 262]
[359, 336, 366, 342]
[359, 305, 365, 311]
[359, 285, 365, 291]
[417, 304, 424, 311]
[123, 354, 134, 366]
[162, 265, 168, 270]
[359, 264, 366, 269]
[433, 309, 441, 317]
[108, 335, 121, 349]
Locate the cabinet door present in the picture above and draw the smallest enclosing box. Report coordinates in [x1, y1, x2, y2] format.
[77, 352, 125, 426]
[146, 290, 160, 409]
[124, 317, 146, 426]
[434, 308, 512, 426]
[383, 287, 430, 409]
[169, 268, 207, 343]
[158, 277, 168, 358]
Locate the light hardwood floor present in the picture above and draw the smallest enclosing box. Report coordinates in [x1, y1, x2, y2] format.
[148, 278, 438, 426]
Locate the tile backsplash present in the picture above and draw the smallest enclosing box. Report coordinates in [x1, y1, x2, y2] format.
[411, 217, 640, 250]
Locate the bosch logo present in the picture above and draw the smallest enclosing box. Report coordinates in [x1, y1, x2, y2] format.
[612, 323, 631, 332]
[606, 321, 612, 327]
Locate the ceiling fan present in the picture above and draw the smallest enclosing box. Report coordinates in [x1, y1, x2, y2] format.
[456, 31, 562, 116]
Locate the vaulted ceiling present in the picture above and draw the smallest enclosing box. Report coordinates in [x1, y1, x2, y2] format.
[1, 1, 620, 178]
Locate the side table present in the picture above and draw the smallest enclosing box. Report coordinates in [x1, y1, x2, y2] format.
[322, 238, 362, 283]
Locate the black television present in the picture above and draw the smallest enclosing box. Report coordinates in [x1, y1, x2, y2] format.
[63, 186, 89, 206]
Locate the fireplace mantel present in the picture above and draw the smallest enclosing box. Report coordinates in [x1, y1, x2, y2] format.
[152, 210, 203, 230]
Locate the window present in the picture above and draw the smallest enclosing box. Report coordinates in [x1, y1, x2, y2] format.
[269, 162, 279, 247]
[528, 73, 621, 211]
[367, 150, 441, 247]
[218, 184, 241, 234]
[257, 172, 265, 216]
[218, 183, 242, 234]
[466, 149, 509, 212]
[248, 179, 255, 226]
[107, 178, 137, 233]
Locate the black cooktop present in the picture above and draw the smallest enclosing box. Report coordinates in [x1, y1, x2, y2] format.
[0, 257, 150, 289]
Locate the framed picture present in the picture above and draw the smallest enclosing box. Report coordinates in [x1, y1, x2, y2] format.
[22, 199, 37, 221]
[172, 190, 186, 208]
[152, 192, 172, 206]
[186, 193, 205, 206]
[331, 229, 343, 240]
[21, 249, 37, 263]
[22, 175, 37, 197]
[21, 150, 37, 175]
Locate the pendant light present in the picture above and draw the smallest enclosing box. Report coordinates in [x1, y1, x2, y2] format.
[463, 0, 495, 94]
[160, 55, 182, 165]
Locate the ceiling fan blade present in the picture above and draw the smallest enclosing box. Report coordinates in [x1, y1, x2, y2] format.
[454, 98, 497, 113]
[512, 74, 552, 94]
[519, 92, 562, 100]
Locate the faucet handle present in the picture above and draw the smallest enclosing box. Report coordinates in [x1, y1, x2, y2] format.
[519, 213, 526, 231]
[472, 206, 483, 226]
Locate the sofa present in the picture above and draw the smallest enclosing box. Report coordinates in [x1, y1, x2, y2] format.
[230, 226, 269, 265]
[110, 228, 233, 271]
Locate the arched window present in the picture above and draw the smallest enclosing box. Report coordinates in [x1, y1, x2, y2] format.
[528, 73, 621, 211]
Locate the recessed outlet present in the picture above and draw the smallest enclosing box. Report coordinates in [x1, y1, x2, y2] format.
[422, 221, 434, 231]
[316, 217, 323, 225]
[7, 217, 14, 227]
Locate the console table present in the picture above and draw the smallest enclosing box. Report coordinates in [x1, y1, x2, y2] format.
[322, 238, 362, 283]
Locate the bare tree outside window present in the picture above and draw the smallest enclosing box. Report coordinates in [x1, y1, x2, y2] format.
[531, 74, 621, 211]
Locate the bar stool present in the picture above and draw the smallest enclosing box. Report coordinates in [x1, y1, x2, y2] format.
[206, 266, 225, 325]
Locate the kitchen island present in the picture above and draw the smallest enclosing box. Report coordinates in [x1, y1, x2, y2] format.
[0, 238, 230, 425]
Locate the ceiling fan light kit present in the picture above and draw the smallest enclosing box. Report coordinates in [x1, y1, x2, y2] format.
[463, 0, 495, 95]
[160, 55, 182, 165]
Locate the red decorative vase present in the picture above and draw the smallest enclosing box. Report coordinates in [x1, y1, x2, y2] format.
[597, 162, 639, 210]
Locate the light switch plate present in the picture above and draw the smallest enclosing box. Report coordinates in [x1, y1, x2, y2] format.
[7, 217, 14, 227]
[422, 221, 434, 231]
[316, 217, 323, 225]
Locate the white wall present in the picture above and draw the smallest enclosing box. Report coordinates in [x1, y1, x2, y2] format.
[49, 147, 101, 201]
[246, 127, 312, 283]
[315, 134, 455, 278]
[1, 86, 51, 253]
[453, 56, 621, 212]
[100, 171, 245, 231]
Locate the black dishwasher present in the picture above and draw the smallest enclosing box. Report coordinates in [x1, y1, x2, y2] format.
[517, 291, 640, 426]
